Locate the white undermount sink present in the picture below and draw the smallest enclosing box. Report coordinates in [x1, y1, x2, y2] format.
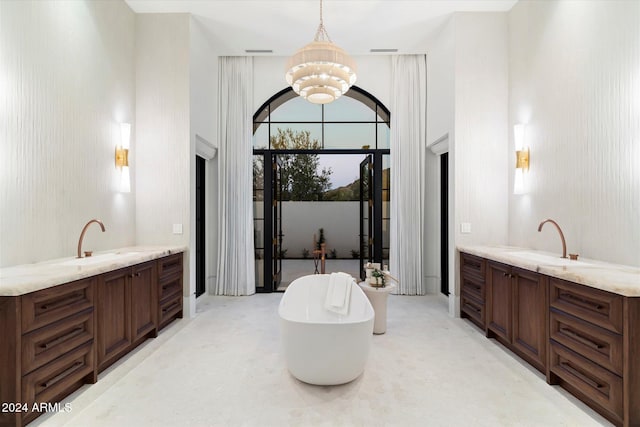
[508, 251, 590, 267]
[58, 252, 137, 266]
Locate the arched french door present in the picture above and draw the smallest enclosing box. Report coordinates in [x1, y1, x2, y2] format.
[252, 87, 390, 292]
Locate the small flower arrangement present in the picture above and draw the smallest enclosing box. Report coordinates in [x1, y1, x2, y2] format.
[368, 268, 386, 288]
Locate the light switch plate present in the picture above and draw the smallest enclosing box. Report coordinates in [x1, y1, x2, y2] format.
[460, 222, 472, 234]
[172, 223, 183, 235]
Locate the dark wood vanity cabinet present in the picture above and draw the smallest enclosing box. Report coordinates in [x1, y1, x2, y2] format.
[157, 253, 183, 330]
[547, 277, 639, 426]
[131, 261, 158, 342]
[0, 277, 97, 427]
[460, 251, 640, 427]
[460, 253, 486, 329]
[0, 252, 183, 427]
[486, 261, 547, 373]
[97, 260, 158, 371]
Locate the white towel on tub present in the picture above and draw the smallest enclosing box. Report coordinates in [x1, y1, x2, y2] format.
[325, 272, 353, 315]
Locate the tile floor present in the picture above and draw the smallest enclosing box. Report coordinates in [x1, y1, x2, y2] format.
[33, 293, 611, 427]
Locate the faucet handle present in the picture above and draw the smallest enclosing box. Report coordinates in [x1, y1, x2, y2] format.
[84, 251, 93, 257]
[569, 253, 579, 260]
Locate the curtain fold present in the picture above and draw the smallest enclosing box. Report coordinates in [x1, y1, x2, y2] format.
[390, 55, 427, 295]
[215, 57, 255, 296]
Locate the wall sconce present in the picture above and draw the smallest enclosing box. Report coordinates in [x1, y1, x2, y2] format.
[115, 123, 130, 169]
[513, 124, 529, 194]
[115, 147, 128, 168]
[116, 123, 131, 193]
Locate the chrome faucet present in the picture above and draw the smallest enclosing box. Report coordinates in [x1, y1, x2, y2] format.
[77, 219, 106, 258]
[537, 219, 567, 258]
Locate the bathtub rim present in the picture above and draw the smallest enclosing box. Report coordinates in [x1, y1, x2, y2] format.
[278, 275, 374, 325]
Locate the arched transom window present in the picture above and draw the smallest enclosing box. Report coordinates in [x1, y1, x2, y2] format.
[253, 86, 390, 150]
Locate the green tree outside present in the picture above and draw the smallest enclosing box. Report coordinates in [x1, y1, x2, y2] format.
[270, 129, 332, 201]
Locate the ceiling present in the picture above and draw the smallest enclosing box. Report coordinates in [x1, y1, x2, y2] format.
[124, 0, 517, 56]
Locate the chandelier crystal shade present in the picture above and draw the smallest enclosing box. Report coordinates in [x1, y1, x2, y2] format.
[285, 0, 357, 104]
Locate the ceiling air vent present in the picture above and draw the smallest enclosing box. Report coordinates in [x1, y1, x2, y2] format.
[370, 49, 398, 53]
[245, 49, 273, 53]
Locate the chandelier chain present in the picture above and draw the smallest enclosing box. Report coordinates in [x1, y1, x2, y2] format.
[285, 0, 356, 104]
[313, 0, 332, 43]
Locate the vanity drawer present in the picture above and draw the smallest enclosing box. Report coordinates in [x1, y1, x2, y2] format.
[22, 340, 94, 421]
[158, 253, 183, 278]
[549, 278, 623, 334]
[461, 252, 485, 279]
[22, 277, 95, 333]
[462, 273, 485, 302]
[22, 308, 94, 375]
[159, 272, 182, 301]
[550, 309, 622, 376]
[158, 295, 182, 330]
[550, 340, 623, 421]
[461, 293, 485, 329]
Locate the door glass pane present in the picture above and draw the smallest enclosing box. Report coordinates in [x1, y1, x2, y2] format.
[382, 154, 391, 266]
[253, 153, 265, 289]
[255, 248, 264, 289]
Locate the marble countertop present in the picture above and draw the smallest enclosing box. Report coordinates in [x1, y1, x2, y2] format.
[457, 244, 640, 297]
[0, 246, 186, 296]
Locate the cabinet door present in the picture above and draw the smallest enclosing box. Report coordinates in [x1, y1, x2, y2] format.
[487, 261, 512, 342]
[97, 268, 131, 369]
[131, 261, 157, 342]
[512, 267, 547, 371]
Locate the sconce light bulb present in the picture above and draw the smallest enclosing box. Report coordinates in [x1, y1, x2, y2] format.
[120, 122, 131, 149]
[514, 124, 525, 150]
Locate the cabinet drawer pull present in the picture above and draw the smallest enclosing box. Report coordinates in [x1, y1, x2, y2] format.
[39, 327, 84, 350]
[560, 361, 604, 390]
[162, 301, 179, 314]
[162, 260, 181, 271]
[560, 292, 605, 312]
[559, 327, 604, 350]
[39, 361, 84, 390]
[39, 291, 85, 312]
[463, 281, 481, 292]
[463, 302, 481, 314]
[466, 260, 481, 269]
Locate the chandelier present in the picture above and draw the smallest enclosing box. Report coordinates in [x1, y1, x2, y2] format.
[285, 0, 357, 104]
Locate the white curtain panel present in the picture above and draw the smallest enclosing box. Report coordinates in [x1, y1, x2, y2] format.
[390, 55, 427, 295]
[215, 57, 256, 296]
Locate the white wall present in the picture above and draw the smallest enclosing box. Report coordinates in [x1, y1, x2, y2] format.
[427, 17, 455, 147]
[425, 17, 456, 295]
[452, 12, 510, 312]
[189, 17, 219, 297]
[0, 1, 136, 267]
[135, 14, 193, 312]
[508, 0, 640, 267]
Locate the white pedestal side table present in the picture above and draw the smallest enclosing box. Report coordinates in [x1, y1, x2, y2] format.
[358, 282, 396, 334]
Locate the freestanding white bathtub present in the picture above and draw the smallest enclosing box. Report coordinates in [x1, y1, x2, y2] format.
[278, 274, 374, 385]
